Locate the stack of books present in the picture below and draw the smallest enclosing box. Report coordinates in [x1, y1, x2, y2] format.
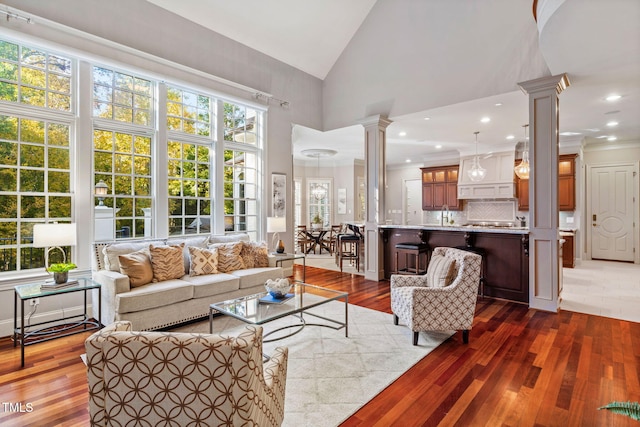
[41, 280, 79, 290]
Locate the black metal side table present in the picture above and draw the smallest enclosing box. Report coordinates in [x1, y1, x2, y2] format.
[13, 277, 102, 367]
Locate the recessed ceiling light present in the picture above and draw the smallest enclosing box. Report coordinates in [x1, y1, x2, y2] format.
[606, 121, 619, 127]
[435, 145, 442, 149]
[405, 159, 411, 163]
[399, 131, 407, 137]
[506, 135, 515, 140]
[596, 135, 609, 139]
[495, 103, 502, 107]
[560, 131, 582, 136]
[423, 117, 430, 121]
[607, 136, 617, 141]
[606, 94, 621, 101]
[480, 117, 490, 123]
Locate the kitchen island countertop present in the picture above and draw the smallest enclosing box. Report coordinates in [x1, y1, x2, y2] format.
[379, 224, 530, 235]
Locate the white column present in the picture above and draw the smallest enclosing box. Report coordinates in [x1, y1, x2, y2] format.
[359, 115, 392, 281]
[518, 74, 570, 312]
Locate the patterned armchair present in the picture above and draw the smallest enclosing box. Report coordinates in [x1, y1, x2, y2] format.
[85, 321, 288, 427]
[390, 247, 482, 345]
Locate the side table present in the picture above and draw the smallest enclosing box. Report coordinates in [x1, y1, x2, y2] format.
[273, 253, 306, 282]
[13, 277, 102, 367]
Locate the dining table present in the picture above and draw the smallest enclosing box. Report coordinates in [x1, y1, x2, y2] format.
[304, 227, 332, 254]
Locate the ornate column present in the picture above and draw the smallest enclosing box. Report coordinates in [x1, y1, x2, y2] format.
[518, 74, 570, 312]
[359, 115, 392, 281]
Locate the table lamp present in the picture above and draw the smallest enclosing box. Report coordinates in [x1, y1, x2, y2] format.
[267, 217, 286, 253]
[33, 223, 77, 270]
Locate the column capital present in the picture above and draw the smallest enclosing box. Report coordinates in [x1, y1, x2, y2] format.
[518, 73, 570, 95]
[358, 114, 393, 129]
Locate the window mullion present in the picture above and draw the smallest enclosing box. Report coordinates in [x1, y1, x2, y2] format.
[156, 83, 169, 238]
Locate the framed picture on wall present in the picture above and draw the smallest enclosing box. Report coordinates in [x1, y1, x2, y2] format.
[272, 173, 286, 217]
[337, 188, 347, 214]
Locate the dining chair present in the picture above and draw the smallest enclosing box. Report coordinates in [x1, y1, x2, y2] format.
[296, 225, 312, 254]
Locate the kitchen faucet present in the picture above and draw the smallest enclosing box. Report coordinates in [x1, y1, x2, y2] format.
[441, 205, 449, 226]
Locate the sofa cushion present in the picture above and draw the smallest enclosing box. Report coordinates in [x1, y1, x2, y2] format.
[426, 254, 457, 288]
[181, 272, 240, 298]
[209, 241, 246, 273]
[118, 249, 153, 288]
[149, 244, 186, 282]
[102, 240, 165, 272]
[209, 233, 250, 245]
[115, 279, 194, 314]
[167, 235, 210, 274]
[230, 267, 284, 289]
[188, 246, 219, 276]
[241, 241, 270, 268]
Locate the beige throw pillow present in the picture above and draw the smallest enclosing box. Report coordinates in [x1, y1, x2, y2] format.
[209, 241, 245, 273]
[118, 249, 153, 288]
[149, 244, 186, 282]
[188, 246, 219, 276]
[426, 254, 457, 288]
[241, 241, 270, 268]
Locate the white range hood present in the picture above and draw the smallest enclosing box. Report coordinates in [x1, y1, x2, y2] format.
[458, 150, 516, 199]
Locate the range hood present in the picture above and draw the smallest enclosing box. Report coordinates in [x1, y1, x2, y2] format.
[457, 150, 516, 199]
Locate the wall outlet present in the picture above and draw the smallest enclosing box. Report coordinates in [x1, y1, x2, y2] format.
[30, 298, 39, 306]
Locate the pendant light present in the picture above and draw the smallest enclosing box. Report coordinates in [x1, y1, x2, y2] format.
[514, 124, 530, 180]
[301, 149, 337, 200]
[467, 131, 486, 182]
[311, 153, 327, 200]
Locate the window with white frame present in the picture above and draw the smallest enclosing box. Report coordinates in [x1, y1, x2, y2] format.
[307, 178, 331, 227]
[166, 85, 213, 236]
[0, 39, 74, 273]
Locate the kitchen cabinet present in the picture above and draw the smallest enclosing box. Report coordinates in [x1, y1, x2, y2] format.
[561, 232, 575, 268]
[421, 165, 460, 210]
[516, 154, 576, 211]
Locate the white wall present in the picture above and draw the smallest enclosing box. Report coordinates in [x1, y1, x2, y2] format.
[0, 0, 323, 337]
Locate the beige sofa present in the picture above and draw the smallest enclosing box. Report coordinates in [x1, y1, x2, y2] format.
[92, 233, 291, 331]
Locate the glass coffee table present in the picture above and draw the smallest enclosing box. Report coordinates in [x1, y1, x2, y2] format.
[209, 282, 348, 342]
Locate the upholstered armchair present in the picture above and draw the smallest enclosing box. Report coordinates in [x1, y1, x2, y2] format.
[390, 247, 482, 345]
[85, 321, 288, 427]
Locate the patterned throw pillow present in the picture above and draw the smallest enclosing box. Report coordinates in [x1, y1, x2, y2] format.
[118, 249, 153, 287]
[241, 241, 270, 268]
[149, 244, 186, 282]
[188, 246, 219, 276]
[426, 254, 457, 288]
[209, 241, 245, 273]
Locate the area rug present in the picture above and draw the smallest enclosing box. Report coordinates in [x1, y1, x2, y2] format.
[171, 301, 452, 427]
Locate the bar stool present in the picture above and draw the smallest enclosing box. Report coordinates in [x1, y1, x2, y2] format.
[337, 233, 361, 272]
[394, 242, 430, 275]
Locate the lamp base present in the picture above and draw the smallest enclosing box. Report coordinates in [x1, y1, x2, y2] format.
[276, 240, 285, 254]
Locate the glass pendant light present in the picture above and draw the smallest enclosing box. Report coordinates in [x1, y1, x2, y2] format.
[311, 153, 327, 200]
[514, 124, 530, 180]
[468, 131, 486, 182]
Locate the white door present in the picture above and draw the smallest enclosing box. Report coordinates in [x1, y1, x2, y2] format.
[589, 164, 635, 261]
[404, 179, 422, 225]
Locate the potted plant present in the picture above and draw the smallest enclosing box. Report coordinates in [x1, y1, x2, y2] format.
[48, 262, 77, 284]
[311, 212, 323, 230]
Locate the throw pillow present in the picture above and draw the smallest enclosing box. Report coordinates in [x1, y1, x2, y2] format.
[166, 235, 209, 274]
[118, 249, 153, 288]
[149, 244, 186, 282]
[209, 241, 245, 273]
[241, 241, 270, 268]
[188, 246, 219, 276]
[426, 254, 457, 288]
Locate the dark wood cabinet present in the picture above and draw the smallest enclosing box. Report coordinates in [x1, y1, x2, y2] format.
[421, 166, 460, 210]
[515, 154, 576, 211]
[562, 233, 575, 268]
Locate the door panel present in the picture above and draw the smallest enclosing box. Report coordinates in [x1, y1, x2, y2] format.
[590, 165, 635, 261]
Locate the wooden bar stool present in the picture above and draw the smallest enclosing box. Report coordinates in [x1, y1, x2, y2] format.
[394, 242, 430, 275]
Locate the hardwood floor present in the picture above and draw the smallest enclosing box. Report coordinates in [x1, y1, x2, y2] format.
[1, 264, 638, 426]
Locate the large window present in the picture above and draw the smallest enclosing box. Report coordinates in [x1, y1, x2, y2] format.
[92, 66, 152, 125]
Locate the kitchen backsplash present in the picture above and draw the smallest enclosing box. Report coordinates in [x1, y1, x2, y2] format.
[423, 200, 525, 225]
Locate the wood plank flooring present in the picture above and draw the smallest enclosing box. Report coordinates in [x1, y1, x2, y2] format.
[1, 264, 638, 426]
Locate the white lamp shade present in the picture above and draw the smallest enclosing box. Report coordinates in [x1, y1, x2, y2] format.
[33, 223, 77, 247]
[266, 217, 287, 233]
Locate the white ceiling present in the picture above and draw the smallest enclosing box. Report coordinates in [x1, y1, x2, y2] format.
[149, 0, 640, 167]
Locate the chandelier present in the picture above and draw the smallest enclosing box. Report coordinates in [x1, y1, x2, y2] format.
[467, 131, 486, 182]
[301, 148, 337, 200]
[311, 183, 327, 200]
[514, 124, 530, 180]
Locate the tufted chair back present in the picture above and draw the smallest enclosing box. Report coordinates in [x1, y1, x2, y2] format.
[390, 247, 482, 345]
[85, 321, 288, 426]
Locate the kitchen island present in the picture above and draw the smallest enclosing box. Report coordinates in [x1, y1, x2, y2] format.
[380, 225, 530, 303]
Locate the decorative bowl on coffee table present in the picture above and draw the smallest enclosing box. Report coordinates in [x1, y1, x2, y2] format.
[265, 278, 291, 299]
